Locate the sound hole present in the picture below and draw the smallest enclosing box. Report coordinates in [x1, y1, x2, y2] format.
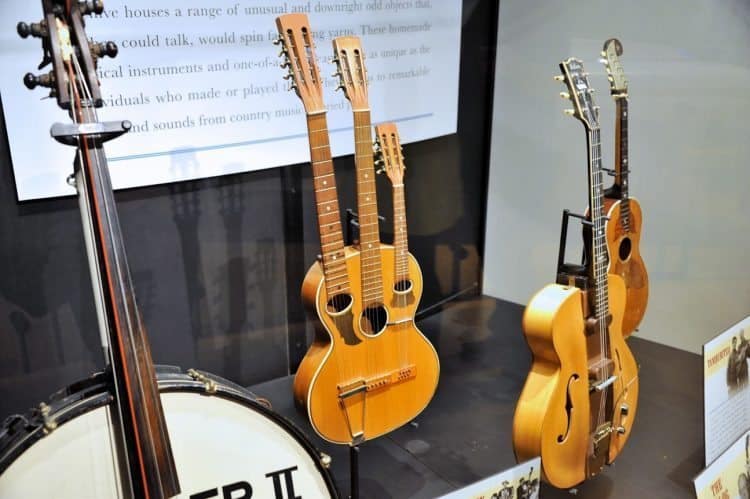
[359, 304, 388, 335]
[558, 374, 579, 443]
[618, 237, 632, 261]
[326, 293, 353, 315]
[394, 279, 413, 293]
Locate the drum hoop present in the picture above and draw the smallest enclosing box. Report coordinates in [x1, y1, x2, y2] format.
[0, 367, 340, 497]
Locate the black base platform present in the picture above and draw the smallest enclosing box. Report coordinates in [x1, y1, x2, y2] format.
[249, 296, 703, 498]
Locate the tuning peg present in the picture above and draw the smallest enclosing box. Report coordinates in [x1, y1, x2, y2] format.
[272, 36, 283, 46]
[553, 75, 565, 82]
[600, 50, 606, 57]
[79, 1, 105, 15]
[607, 75, 614, 82]
[23, 71, 55, 90]
[331, 57, 340, 65]
[17, 21, 47, 39]
[283, 73, 293, 80]
[331, 71, 342, 78]
[599, 58, 608, 65]
[559, 91, 570, 99]
[280, 61, 291, 69]
[278, 48, 288, 58]
[92, 41, 118, 59]
[289, 83, 298, 92]
[335, 84, 345, 92]
[563, 109, 575, 116]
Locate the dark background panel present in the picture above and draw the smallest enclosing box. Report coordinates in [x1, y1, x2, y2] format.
[0, 0, 498, 418]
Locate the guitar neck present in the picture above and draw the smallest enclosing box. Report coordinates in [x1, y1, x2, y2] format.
[587, 127, 610, 321]
[353, 109, 384, 306]
[78, 139, 179, 498]
[306, 112, 351, 298]
[614, 97, 631, 229]
[392, 183, 410, 282]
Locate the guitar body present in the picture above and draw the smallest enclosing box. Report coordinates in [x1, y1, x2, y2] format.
[513, 274, 639, 488]
[604, 197, 648, 337]
[294, 245, 439, 444]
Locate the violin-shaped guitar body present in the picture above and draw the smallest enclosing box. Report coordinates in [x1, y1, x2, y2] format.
[294, 245, 440, 444]
[513, 274, 639, 488]
[604, 197, 648, 337]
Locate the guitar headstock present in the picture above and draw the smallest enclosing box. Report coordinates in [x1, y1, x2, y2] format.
[332, 36, 369, 111]
[374, 123, 405, 185]
[275, 14, 325, 114]
[17, 0, 117, 111]
[556, 58, 599, 130]
[600, 38, 627, 97]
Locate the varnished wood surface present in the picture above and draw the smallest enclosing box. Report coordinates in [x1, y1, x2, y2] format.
[294, 245, 440, 444]
[513, 275, 638, 488]
[604, 196, 649, 337]
[252, 296, 702, 498]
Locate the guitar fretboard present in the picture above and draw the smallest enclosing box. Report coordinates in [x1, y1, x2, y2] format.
[392, 184, 410, 283]
[353, 109, 384, 306]
[589, 127, 610, 321]
[615, 97, 631, 231]
[306, 112, 350, 298]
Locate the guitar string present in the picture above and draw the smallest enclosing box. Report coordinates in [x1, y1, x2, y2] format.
[70, 50, 157, 496]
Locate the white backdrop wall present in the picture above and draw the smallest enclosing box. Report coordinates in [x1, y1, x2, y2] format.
[483, 0, 750, 353]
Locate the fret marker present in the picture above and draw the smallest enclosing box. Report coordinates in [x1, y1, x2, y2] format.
[323, 181, 327, 186]
[364, 174, 368, 178]
[368, 244, 372, 248]
[327, 206, 331, 211]
[366, 197, 370, 201]
[333, 255, 337, 260]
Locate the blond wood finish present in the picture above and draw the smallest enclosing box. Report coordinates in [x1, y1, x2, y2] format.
[604, 197, 649, 337]
[513, 275, 639, 488]
[294, 246, 440, 444]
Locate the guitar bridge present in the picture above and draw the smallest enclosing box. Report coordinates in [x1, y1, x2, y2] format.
[337, 364, 417, 400]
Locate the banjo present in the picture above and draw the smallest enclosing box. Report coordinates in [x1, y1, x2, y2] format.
[0, 1, 337, 497]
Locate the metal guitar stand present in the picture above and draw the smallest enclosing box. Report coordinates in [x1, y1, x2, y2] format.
[343, 207, 386, 498]
[52, 120, 131, 366]
[346, 208, 386, 246]
[349, 444, 360, 499]
[556, 208, 591, 290]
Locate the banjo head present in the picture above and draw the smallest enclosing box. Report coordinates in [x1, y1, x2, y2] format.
[0, 367, 338, 498]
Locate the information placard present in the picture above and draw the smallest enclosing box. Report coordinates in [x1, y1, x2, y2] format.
[438, 458, 541, 499]
[704, 316, 750, 465]
[0, 1, 462, 200]
[695, 429, 750, 499]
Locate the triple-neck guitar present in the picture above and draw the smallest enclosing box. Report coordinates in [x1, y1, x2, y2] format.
[275, 15, 439, 445]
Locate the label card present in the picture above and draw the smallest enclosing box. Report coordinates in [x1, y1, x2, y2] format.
[439, 458, 541, 499]
[704, 316, 750, 465]
[695, 429, 750, 499]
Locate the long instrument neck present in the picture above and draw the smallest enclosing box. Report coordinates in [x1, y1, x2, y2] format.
[392, 183, 410, 283]
[306, 112, 350, 298]
[614, 97, 631, 230]
[587, 127, 609, 322]
[75, 107, 179, 498]
[353, 109, 384, 307]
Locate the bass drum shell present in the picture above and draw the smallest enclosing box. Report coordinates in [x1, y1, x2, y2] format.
[0, 366, 338, 498]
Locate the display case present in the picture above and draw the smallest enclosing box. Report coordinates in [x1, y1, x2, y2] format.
[0, 0, 747, 498]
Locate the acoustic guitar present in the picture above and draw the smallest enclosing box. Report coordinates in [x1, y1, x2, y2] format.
[599, 38, 649, 337]
[513, 58, 639, 488]
[275, 18, 439, 444]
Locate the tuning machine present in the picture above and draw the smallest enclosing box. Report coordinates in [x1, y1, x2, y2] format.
[91, 41, 118, 59]
[78, 0, 105, 16]
[559, 91, 570, 100]
[553, 75, 565, 82]
[23, 71, 55, 90]
[17, 21, 48, 40]
[563, 109, 575, 116]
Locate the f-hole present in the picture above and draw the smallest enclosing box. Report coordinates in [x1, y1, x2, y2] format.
[557, 374, 579, 443]
[618, 237, 632, 261]
[359, 304, 388, 336]
[326, 293, 353, 316]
